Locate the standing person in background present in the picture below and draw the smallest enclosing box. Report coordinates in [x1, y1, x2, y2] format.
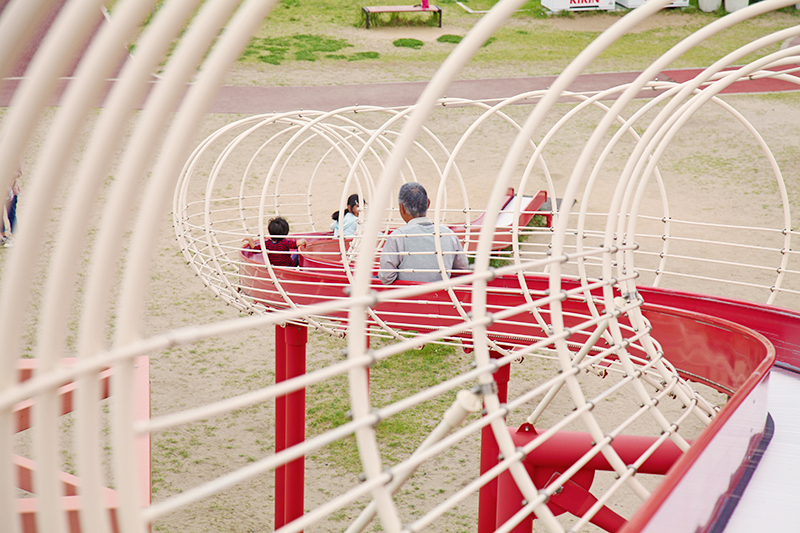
[1, 162, 21, 248]
[330, 193, 360, 237]
[379, 182, 468, 284]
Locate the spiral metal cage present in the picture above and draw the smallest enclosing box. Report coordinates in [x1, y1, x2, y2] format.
[1, 0, 799, 532]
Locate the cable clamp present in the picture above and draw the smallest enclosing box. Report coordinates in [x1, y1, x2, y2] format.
[472, 381, 499, 398]
[621, 291, 638, 302]
[371, 408, 382, 427]
[538, 488, 550, 504]
[516, 446, 527, 461]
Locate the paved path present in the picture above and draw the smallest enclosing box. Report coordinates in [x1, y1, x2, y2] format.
[2, 65, 799, 114]
[207, 67, 800, 113]
[3, 0, 798, 113]
[2, 0, 798, 114]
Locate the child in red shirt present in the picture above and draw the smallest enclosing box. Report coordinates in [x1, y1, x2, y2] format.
[243, 217, 307, 267]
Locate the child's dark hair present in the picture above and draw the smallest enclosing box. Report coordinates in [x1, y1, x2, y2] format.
[332, 194, 360, 221]
[268, 217, 290, 240]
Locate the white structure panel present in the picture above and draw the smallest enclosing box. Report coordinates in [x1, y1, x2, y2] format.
[725, 366, 800, 531]
[542, 0, 615, 12]
[616, 0, 689, 9]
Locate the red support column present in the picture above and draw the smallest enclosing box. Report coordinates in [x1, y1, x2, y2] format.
[496, 468, 534, 533]
[478, 351, 511, 533]
[274, 324, 287, 529]
[274, 323, 308, 530]
[284, 322, 307, 527]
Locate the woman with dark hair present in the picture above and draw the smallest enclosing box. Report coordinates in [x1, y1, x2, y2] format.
[243, 216, 307, 267]
[330, 193, 360, 237]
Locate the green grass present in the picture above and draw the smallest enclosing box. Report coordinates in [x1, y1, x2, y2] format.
[306, 341, 470, 473]
[240, 33, 383, 64]
[240, 34, 354, 65]
[437, 34, 463, 44]
[394, 38, 425, 49]
[365, 10, 443, 28]
[233, 0, 799, 76]
[122, 0, 800, 79]
[370, 342, 466, 463]
[348, 51, 381, 60]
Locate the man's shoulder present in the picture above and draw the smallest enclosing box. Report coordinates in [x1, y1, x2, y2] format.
[394, 220, 457, 235]
[390, 219, 423, 233]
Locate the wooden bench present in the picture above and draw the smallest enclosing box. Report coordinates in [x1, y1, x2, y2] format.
[362, 5, 442, 29]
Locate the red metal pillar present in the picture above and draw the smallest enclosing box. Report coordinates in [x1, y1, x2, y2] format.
[496, 468, 534, 533]
[274, 324, 287, 529]
[478, 351, 511, 533]
[274, 323, 307, 530]
[366, 334, 370, 388]
[284, 322, 307, 526]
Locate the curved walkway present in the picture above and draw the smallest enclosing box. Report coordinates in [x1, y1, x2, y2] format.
[3, 0, 799, 114]
[2, 64, 799, 113]
[206, 66, 800, 113]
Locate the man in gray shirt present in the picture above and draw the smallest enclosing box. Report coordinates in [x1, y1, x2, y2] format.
[379, 182, 469, 284]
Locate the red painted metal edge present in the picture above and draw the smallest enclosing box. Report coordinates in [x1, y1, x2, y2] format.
[620, 331, 774, 533]
[637, 286, 800, 367]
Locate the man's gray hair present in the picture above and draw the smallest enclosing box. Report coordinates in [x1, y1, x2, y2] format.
[398, 182, 428, 218]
